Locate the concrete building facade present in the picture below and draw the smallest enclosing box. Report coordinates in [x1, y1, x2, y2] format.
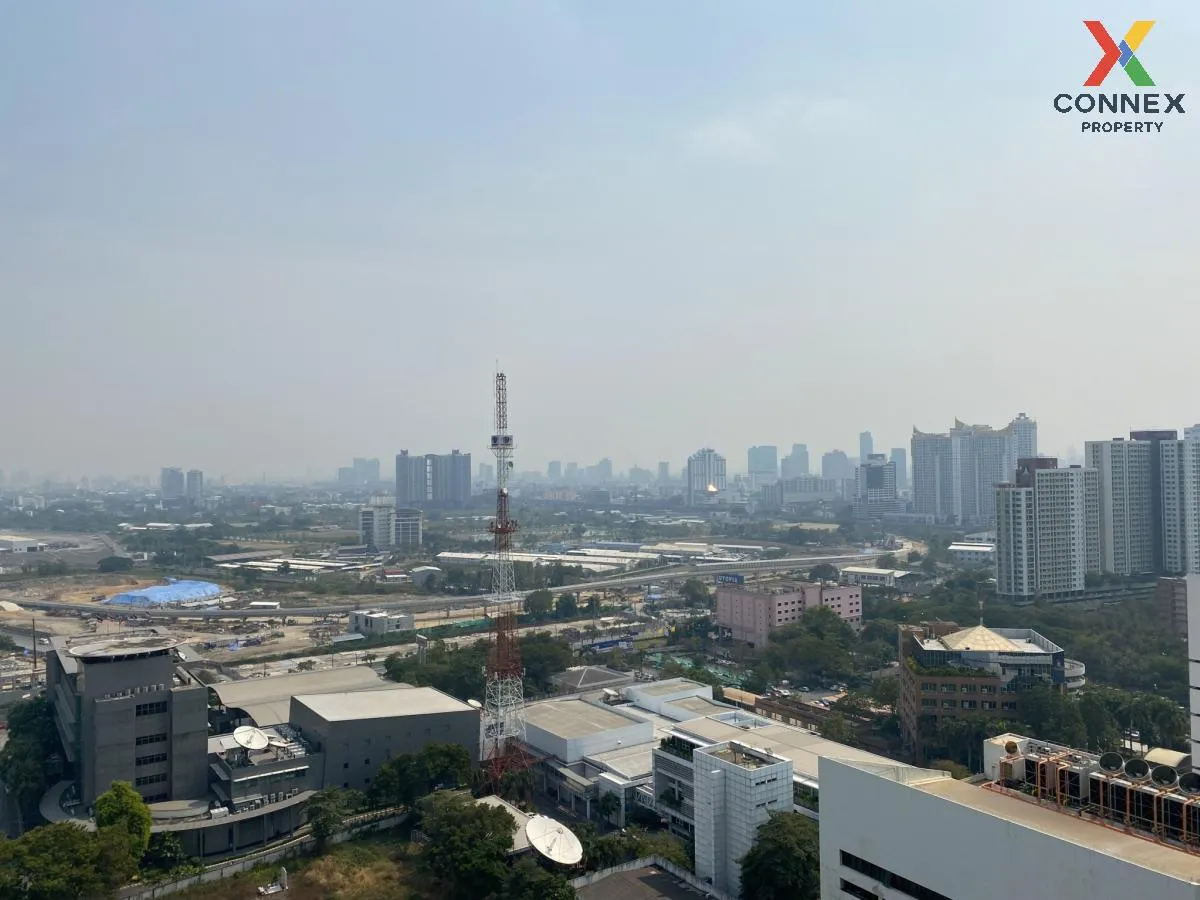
[394, 507, 423, 548]
[716, 582, 862, 646]
[685, 448, 727, 506]
[1161, 439, 1200, 574]
[1086, 438, 1154, 576]
[358, 502, 395, 549]
[852, 454, 900, 519]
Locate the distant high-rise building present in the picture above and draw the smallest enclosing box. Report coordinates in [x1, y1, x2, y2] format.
[889, 448, 908, 492]
[160, 467, 185, 500]
[359, 502, 396, 548]
[395, 507, 423, 548]
[352, 457, 380, 484]
[859, 431, 874, 462]
[428, 450, 471, 507]
[478, 462, 494, 485]
[586, 458, 613, 483]
[1160, 439, 1200, 574]
[395, 451, 428, 505]
[1185, 425, 1200, 443]
[629, 465, 653, 485]
[747, 445, 778, 483]
[996, 458, 1099, 599]
[657, 462, 670, 483]
[1011, 413, 1038, 461]
[911, 419, 1021, 525]
[337, 466, 356, 485]
[853, 454, 900, 519]
[565, 462, 579, 481]
[1086, 439, 1154, 576]
[185, 469, 204, 500]
[781, 444, 809, 479]
[821, 450, 853, 482]
[1130, 429, 1178, 572]
[547, 460, 562, 480]
[685, 448, 727, 506]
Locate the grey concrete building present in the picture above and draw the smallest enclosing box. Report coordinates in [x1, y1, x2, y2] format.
[288, 686, 480, 793]
[46, 635, 209, 807]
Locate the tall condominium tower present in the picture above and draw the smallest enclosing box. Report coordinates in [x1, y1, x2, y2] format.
[685, 448, 727, 506]
[1085, 439, 1154, 576]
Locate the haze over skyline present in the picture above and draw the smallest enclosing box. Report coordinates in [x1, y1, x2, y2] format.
[3, 2, 1198, 481]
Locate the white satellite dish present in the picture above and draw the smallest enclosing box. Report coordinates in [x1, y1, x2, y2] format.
[233, 725, 270, 751]
[525, 815, 583, 866]
[467, 699, 483, 709]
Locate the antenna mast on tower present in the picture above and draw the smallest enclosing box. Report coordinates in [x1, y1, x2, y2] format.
[482, 371, 528, 787]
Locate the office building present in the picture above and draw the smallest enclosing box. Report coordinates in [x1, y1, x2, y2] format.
[160, 467, 185, 500]
[395, 451, 427, 505]
[995, 458, 1099, 599]
[716, 582, 861, 646]
[896, 621, 1079, 758]
[586, 458, 614, 483]
[819, 743, 1200, 900]
[394, 507, 423, 549]
[1011, 411, 1038, 461]
[1132, 429, 1179, 572]
[185, 469, 203, 501]
[911, 429, 952, 520]
[565, 462, 578, 481]
[852, 454, 900, 519]
[821, 450, 853, 482]
[1156, 575, 1191, 639]
[781, 444, 809, 479]
[428, 450, 472, 507]
[478, 462, 494, 485]
[657, 461, 670, 483]
[547, 460, 562, 480]
[760, 475, 839, 510]
[358, 502, 396, 549]
[858, 431, 873, 463]
[685, 448, 727, 506]
[889, 447, 907, 492]
[1086, 438, 1154, 575]
[1189, 573, 1200, 765]
[354, 457, 380, 484]
[747, 445, 778, 483]
[1160, 438, 1200, 574]
[947, 541, 996, 567]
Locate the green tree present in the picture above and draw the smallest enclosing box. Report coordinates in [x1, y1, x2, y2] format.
[523, 589, 554, 620]
[305, 789, 348, 849]
[596, 791, 620, 824]
[818, 712, 857, 746]
[867, 676, 900, 708]
[418, 791, 514, 900]
[97, 556, 133, 573]
[807, 563, 839, 582]
[739, 812, 820, 900]
[94, 781, 152, 860]
[680, 579, 712, 607]
[0, 696, 60, 832]
[141, 832, 192, 875]
[875, 552, 899, 569]
[2, 822, 118, 900]
[555, 592, 578, 619]
[501, 857, 576, 900]
[1020, 688, 1087, 749]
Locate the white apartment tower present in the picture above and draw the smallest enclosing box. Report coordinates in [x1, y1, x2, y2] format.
[1011, 412, 1037, 461]
[995, 458, 1099, 599]
[1188, 573, 1200, 766]
[1085, 439, 1154, 576]
[911, 429, 953, 519]
[1161, 439, 1200, 574]
[358, 502, 396, 549]
[685, 448, 727, 506]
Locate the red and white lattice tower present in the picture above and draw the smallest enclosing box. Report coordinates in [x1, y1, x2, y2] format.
[482, 371, 528, 784]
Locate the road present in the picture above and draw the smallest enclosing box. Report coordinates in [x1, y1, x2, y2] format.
[3, 550, 880, 620]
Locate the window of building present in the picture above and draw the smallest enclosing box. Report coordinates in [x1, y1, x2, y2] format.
[959, 684, 977, 693]
[960, 700, 976, 710]
[940, 700, 955, 709]
[136, 753, 168, 766]
[939, 684, 956, 693]
[135, 733, 168, 746]
[921, 699, 936, 709]
[135, 773, 168, 787]
[1001, 701, 1018, 712]
[840, 879, 877, 899]
[981, 700, 997, 710]
[343, 762, 349, 769]
[840, 851, 952, 900]
[920, 682, 936, 693]
[135, 701, 168, 717]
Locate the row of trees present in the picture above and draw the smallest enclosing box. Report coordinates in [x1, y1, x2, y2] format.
[522, 589, 599, 621]
[383, 632, 574, 701]
[0, 697, 61, 831]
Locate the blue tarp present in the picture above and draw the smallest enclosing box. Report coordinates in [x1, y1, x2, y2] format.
[103, 579, 223, 607]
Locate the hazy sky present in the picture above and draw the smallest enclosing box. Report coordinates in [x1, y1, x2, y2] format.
[3, 2, 1199, 481]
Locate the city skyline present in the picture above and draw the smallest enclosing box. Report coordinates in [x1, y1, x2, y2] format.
[3, 3, 1199, 479]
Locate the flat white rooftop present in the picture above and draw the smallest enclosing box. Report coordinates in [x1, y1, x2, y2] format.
[293, 685, 474, 721]
[525, 698, 646, 739]
[914, 776, 1200, 883]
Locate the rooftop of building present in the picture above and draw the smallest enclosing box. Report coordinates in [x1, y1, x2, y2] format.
[576, 865, 708, 900]
[524, 698, 650, 739]
[208, 665, 387, 726]
[660, 695, 730, 720]
[583, 742, 656, 781]
[550, 665, 632, 691]
[917, 624, 1062, 655]
[475, 795, 532, 854]
[913, 772, 1200, 883]
[705, 741, 782, 770]
[629, 677, 708, 698]
[292, 685, 474, 721]
[947, 541, 996, 551]
[65, 634, 183, 660]
[840, 566, 915, 577]
[670, 711, 898, 785]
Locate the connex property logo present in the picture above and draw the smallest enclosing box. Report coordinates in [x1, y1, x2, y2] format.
[1054, 19, 1185, 134]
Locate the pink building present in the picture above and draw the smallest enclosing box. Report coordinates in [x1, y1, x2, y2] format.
[715, 581, 862, 647]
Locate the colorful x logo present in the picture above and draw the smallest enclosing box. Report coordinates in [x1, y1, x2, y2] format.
[1084, 20, 1155, 87]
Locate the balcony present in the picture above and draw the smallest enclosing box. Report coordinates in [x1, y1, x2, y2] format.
[1064, 658, 1087, 690]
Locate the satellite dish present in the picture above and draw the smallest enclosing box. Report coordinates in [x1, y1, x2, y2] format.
[467, 699, 483, 709]
[1004, 741, 1019, 756]
[1098, 752, 1124, 773]
[233, 725, 270, 751]
[525, 815, 583, 866]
